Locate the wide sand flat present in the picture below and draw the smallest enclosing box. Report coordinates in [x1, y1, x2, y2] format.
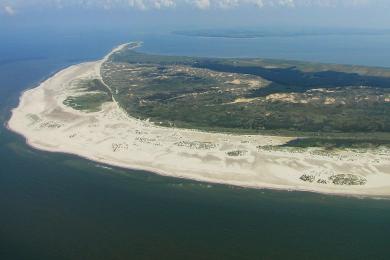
[8, 46, 390, 197]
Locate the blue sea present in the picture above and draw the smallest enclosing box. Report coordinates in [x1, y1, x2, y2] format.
[1, 27, 390, 259]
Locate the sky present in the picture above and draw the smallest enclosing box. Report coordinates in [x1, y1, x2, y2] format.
[0, 0, 386, 11]
[1, 0, 390, 31]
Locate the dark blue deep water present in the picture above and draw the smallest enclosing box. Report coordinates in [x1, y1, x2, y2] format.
[1, 28, 390, 260]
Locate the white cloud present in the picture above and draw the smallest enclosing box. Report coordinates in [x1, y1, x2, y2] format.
[278, 0, 295, 7]
[0, 0, 382, 12]
[154, 0, 176, 9]
[3, 5, 16, 15]
[217, 0, 239, 9]
[127, 0, 147, 10]
[188, 0, 373, 9]
[253, 0, 264, 8]
[193, 0, 211, 9]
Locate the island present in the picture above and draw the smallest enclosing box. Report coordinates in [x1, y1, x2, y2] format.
[8, 42, 390, 196]
[173, 28, 390, 39]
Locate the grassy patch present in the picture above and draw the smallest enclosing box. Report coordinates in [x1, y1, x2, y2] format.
[63, 79, 112, 112]
[282, 137, 390, 149]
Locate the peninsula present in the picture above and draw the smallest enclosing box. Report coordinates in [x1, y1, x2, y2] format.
[8, 42, 390, 196]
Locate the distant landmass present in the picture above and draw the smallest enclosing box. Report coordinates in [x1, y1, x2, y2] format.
[173, 28, 390, 38]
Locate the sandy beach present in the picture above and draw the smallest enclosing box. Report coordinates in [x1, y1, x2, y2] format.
[7, 44, 390, 197]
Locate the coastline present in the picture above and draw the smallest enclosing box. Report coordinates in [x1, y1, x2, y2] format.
[7, 44, 390, 198]
[8, 119, 390, 199]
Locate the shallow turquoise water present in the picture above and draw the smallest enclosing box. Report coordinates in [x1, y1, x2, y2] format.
[1, 29, 390, 259]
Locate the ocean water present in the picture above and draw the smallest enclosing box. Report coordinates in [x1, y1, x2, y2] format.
[1, 28, 390, 260]
[139, 33, 390, 68]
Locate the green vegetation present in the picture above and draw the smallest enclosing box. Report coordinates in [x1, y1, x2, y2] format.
[173, 28, 390, 39]
[227, 150, 247, 156]
[63, 79, 112, 112]
[101, 46, 390, 147]
[174, 141, 216, 150]
[329, 174, 367, 186]
[300, 174, 316, 183]
[299, 173, 367, 186]
[282, 137, 390, 149]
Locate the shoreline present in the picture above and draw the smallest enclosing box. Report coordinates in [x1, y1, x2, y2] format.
[7, 121, 387, 199]
[7, 122, 390, 199]
[7, 43, 390, 198]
